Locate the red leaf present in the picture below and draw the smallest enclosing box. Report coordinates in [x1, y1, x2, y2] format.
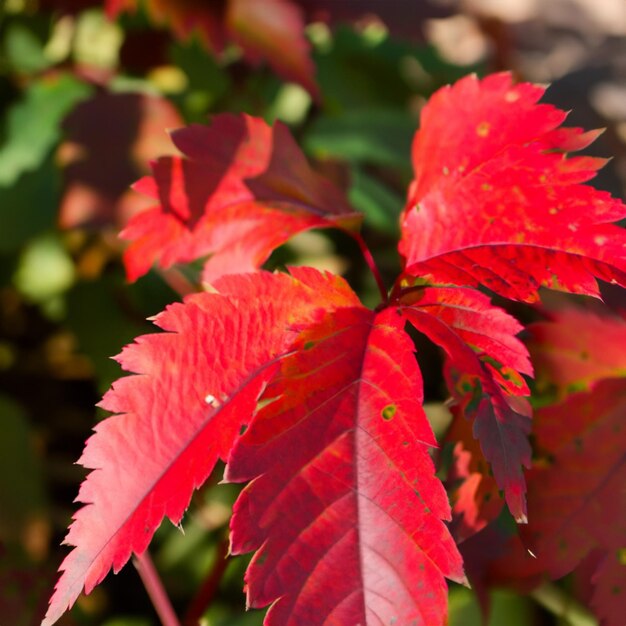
[227, 305, 465, 626]
[528, 306, 626, 397]
[226, 0, 318, 98]
[397, 288, 532, 522]
[590, 551, 626, 626]
[106, 0, 317, 94]
[444, 407, 503, 543]
[122, 113, 359, 283]
[43, 268, 359, 626]
[523, 378, 626, 579]
[513, 378, 626, 626]
[399, 72, 626, 302]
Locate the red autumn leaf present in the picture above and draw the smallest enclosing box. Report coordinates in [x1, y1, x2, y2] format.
[398, 72, 626, 303]
[520, 378, 626, 625]
[227, 304, 465, 626]
[121, 113, 360, 284]
[444, 407, 503, 543]
[226, 0, 318, 98]
[528, 306, 626, 396]
[105, 0, 317, 95]
[397, 287, 532, 522]
[523, 377, 626, 577]
[42, 268, 359, 626]
[590, 551, 626, 626]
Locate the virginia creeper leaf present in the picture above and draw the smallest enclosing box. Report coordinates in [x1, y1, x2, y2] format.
[523, 378, 626, 625]
[528, 306, 626, 397]
[397, 288, 532, 522]
[106, 0, 317, 94]
[43, 268, 359, 626]
[524, 378, 626, 577]
[590, 551, 626, 626]
[444, 407, 502, 543]
[121, 113, 360, 284]
[226, 0, 318, 98]
[399, 72, 626, 302]
[227, 305, 465, 626]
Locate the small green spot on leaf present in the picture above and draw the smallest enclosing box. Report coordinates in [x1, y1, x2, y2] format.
[303, 341, 316, 350]
[476, 121, 490, 137]
[381, 404, 397, 421]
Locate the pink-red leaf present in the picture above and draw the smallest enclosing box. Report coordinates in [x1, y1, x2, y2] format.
[227, 304, 465, 626]
[528, 306, 626, 397]
[397, 288, 532, 521]
[122, 113, 359, 284]
[43, 268, 359, 626]
[399, 72, 626, 302]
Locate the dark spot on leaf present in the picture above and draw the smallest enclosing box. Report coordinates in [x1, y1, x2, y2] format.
[382, 404, 397, 421]
[303, 340, 315, 350]
[611, 586, 621, 595]
[483, 492, 492, 502]
[580, 350, 589, 360]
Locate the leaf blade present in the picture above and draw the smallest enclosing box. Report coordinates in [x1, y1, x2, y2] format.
[227, 305, 464, 626]
[43, 269, 358, 626]
[399, 72, 626, 302]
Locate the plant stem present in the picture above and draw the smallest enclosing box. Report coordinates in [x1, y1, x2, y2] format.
[354, 233, 388, 304]
[530, 582, 598, 626]
[183, 536, 230, 626]
[133, 550, 182, 626]
[158, 266, 198, 297]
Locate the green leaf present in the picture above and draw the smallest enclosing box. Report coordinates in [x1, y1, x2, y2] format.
[305, 108, 415, 169]
[0, 73, 92, 186]
[0, 155, 59, 253]
[4, 22, 50, 73]
[0, 393, 46, 539]
[348, 165, 403, 235]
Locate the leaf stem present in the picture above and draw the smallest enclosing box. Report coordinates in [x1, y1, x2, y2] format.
[354, 233, 388, 304]
[133, 550, 182, 626]
[183, 536, 230, 626]
[158, 266, 198, 297]
[530, 582, 597, 626]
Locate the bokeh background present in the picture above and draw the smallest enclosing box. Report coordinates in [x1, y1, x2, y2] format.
[1, 0, 624, 624]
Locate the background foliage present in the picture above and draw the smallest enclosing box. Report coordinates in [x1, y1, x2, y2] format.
[0, 1, 624, 625]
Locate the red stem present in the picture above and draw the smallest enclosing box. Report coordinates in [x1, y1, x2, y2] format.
[183, 537, 230, 626]
[133, 550, 182, 626]
[354, 233, 388, 304]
